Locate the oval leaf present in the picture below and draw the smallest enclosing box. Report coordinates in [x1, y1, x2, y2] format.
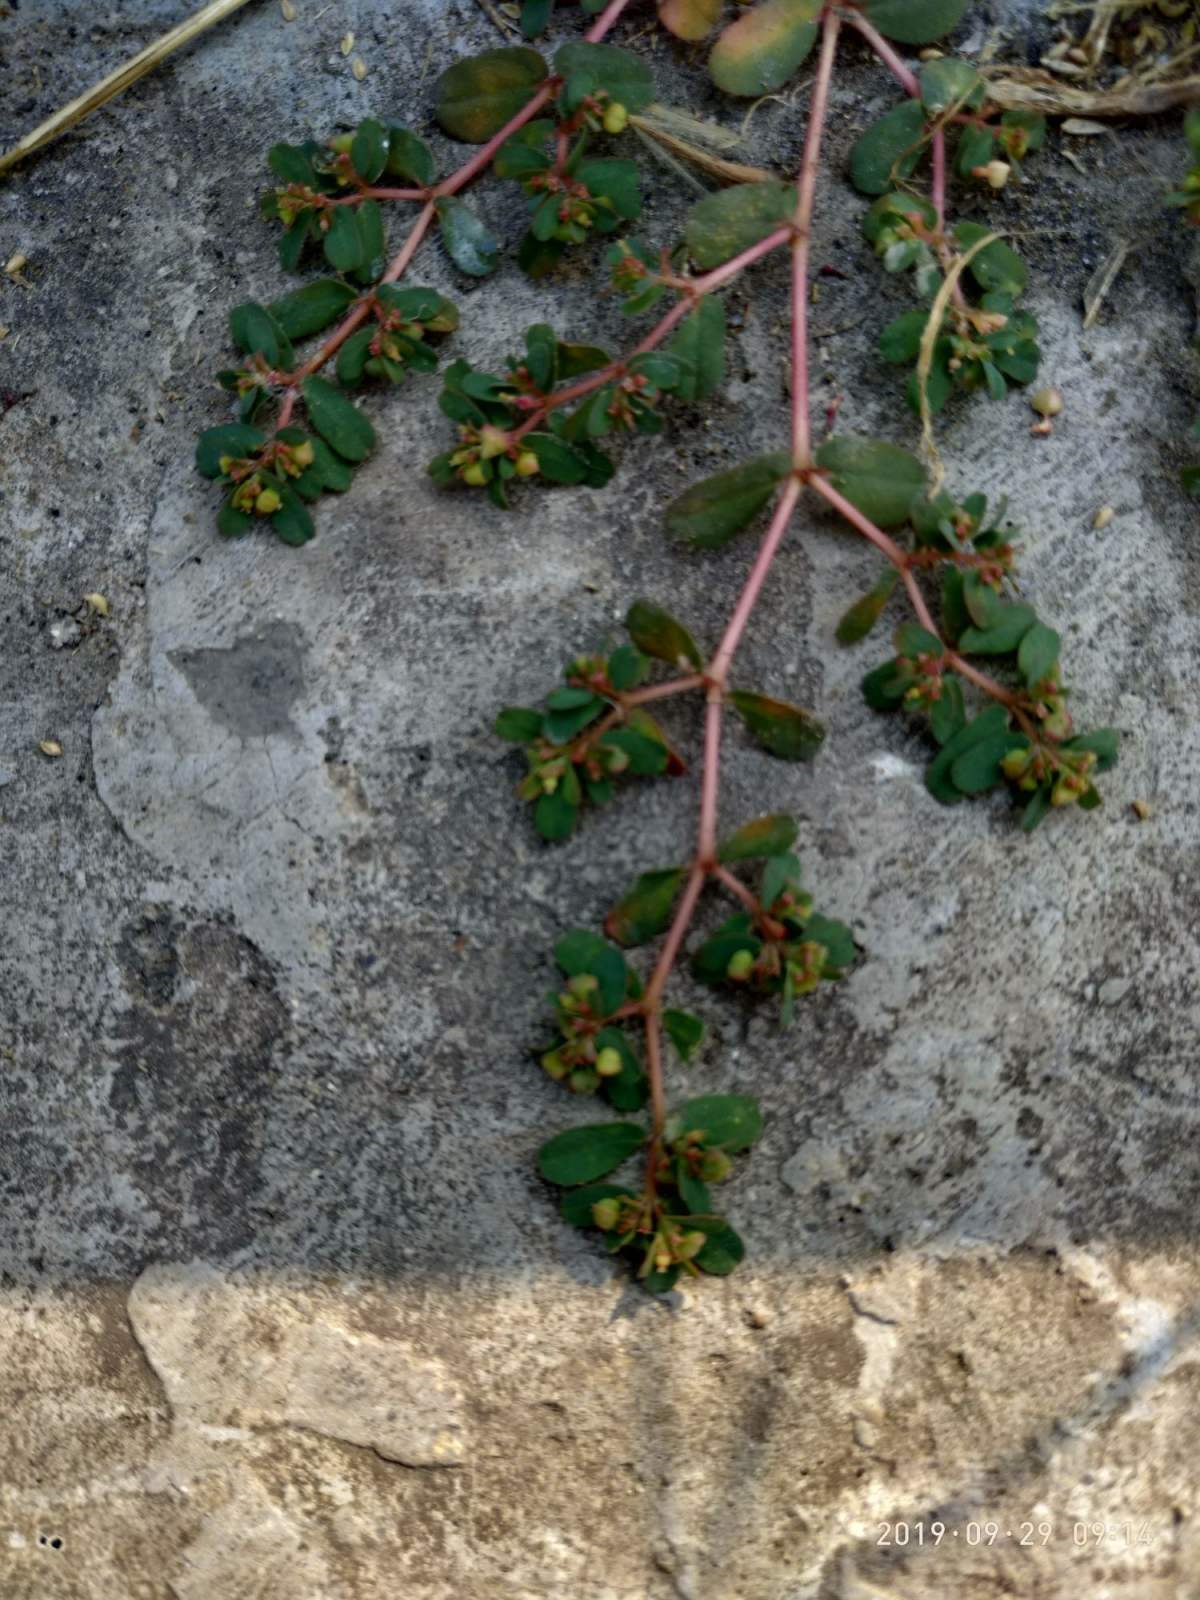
[537, 1121, 646, 1186]
[718, 813, 797, 862]
[554, 42, 654, 113]
[864, 0, 968, 44]
[849, 100, 927, 196]
[685, 180, 793, 269]
[729, 690, 825, 761]
[665, 452, 793, 550]
[815, 435, 926, 529]
[436, 47, 548, 143]
[625, 599, 702, 669]
[709, 0, 821, 97]
[605, 867, 685, 946]
[437, 197, 499, 277]
[269, 279, 358, 340]
[673, 1094, 762, 1151]
[301, 375, 376, 462]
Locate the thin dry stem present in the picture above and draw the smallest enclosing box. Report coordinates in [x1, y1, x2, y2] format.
[0, 0, 256, 178]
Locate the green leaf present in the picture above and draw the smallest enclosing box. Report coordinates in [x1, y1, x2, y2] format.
[555, 929, 630, 1016]
[729, 691, 825, 761]
[302, 375, 376, 461]
[543, 689, 605, 744]
[924, 704, 1010, 804]
[350, 118, 387, 183]
[664, 1009, 704, 1061]
[660, 0, 723, 41]
[594, 1026, 648, 1112]
[864, 0, 968, 45]
[861, 658, 913, 710]
[268, 142, 317, 185]
[195, 423, 266, 478]
[815, 435, 926, 529]
[560, 1181, 634, 1227]
[229, 302, 290, 366]
[1020, 785, 1052, 833]
[950, 732, 1026, 794]
[692, 913, 761, 985]
[386, 126, 435, 185]
[1063, 728, 1120, 773]
[708, 0, 821, 96]
[955, 222, 1026, 296]
[1018, 622, 1060, 687]
[849, 100, 927, 196]
[578, 158, 642, 222]
[665, 452, 793, 550]
[836, 569, 897, 644]
[324, 206, 366, 273]
[919, 57, 983, 115]
[496, 706, 544, 741]
[672, 1094, 762, 1151]
[269, 482, 316, 547]
[693, 1220, 745, 1276]
[667, 296, 726, 402]
[625, 599, 703, 669]
[335, 325, 375, 386]
[605, 868, 685, 946]
[537, 1121, 646, 1186]
[718, 813, 797, 862]
[535, 787, 578, 839]
[599, 726, 669, 775]
[956, 123, 995, 177]
[958, 602, 1036, 655]
[436, 46, 548, 142]
[269, 279, 358, 339]
[929, 675, 966, 745]
[804, 913, 856, 972]
[606, 644, 648, 692]
[526, 433, 589, 484]
[676, 1168, 712, 1214]
[436, 197, 499, 277]
[554, 42, 655, 113]
[879, 307, 931, 365]
[685, 180, 793, 268]
[352, 199, 385, 284]
[217, 496, 254, 538]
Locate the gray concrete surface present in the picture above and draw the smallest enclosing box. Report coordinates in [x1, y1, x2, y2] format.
[3, 1, 1200, 1596]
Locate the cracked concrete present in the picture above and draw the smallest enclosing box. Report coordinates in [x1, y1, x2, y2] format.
[5, 0, 1200, 1595]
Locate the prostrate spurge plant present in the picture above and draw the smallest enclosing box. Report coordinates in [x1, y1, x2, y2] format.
[195, 0, 1119, 1294]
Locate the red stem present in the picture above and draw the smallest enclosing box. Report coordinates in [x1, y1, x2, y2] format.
[790, 9, 840, 463]
[847, 11, 919, 95]
[809, 474, 1018, 707]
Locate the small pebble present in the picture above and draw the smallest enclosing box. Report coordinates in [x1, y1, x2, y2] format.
[48, 617, 81, 650]
[1098, 976, 1132, 1006]
[746, 1305, 771, 1329]
[38, 740, 63, 758]
[1132, 798, 1151, 821]
[351, 55, 368, 80]
[1093, 505, 1114, 530]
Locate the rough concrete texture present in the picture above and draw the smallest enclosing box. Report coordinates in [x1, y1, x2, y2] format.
[3, 0, 1200, 1595]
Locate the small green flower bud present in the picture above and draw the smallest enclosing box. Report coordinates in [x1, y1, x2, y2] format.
[568, 1067, 599, 1094]
[254, 487, 282, 516]
[1000, 747, 1031, 781]
[726, 949, 755, 982]
[515, 450, 540, 477]
[676, 1230, 707, 1261]
[461, 461, 488, 487]
[592, 1197, 621, 1231]
[540, 1048, 569, 1082]
[291, 440, 315, 469]
[602, 101, 629, 135]
[595, 1046, 623, 1078]
[478, 425, 509, 461]
[217, 454, 235, 476]
[698, 1149, 733, 1183]
[567, 973, 599, 1001]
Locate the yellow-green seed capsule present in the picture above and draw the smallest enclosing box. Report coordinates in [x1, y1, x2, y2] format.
[595, 1047, 623, 1078]
[255, 487, 282, 515]
[462, 461, 488, 487]
[602, 102, 629, 135]
[515, 450, 540, 477]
